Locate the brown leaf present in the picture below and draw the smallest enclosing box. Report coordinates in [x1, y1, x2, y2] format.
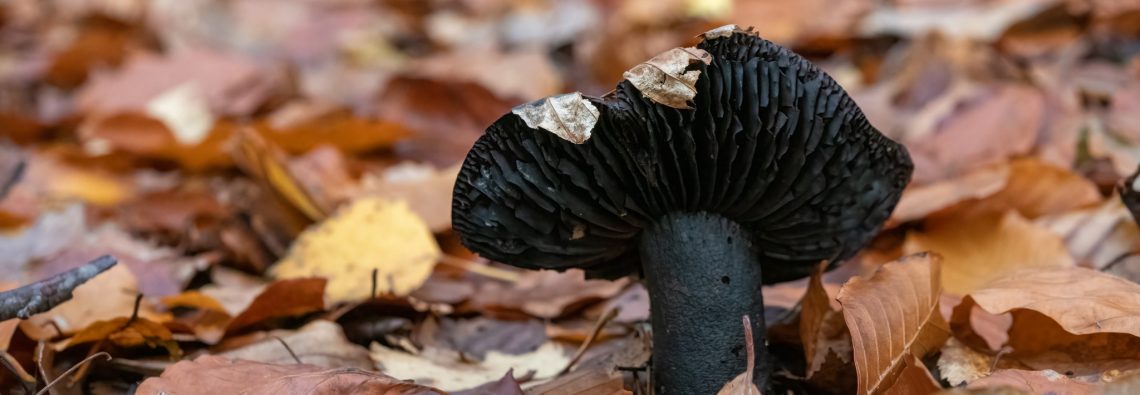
[410, 47, 563, 101]
[226, 278, 326, 333]
[135, 355, 443, 395]
[891, 163, 1010, 225]
[79, 113, 235, 170]
[453, 369, 525, 395]
[966, 369, 1097, 395]
[903, 211, 1074, 294]
[257, 101, 411, 154]
[931, 158, 1102, 220]
[466, 270, 629, 319]
[837, 253, 950, 395]
[883, 354, 942, 395]
[800, 263, 851, 378]
[955, 267, 1140, 338]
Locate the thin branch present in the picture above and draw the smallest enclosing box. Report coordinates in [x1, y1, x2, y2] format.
[272, 336, 303, 364]
[36, 352, 111, 395]
[0, 349, 36, 393]
[0, 255, 118, 321]
[558, 307, 620, 376]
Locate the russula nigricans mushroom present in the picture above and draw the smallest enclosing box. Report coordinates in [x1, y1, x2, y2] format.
[452, 25, 912, 393]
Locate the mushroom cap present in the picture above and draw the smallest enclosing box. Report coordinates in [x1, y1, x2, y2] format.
[452, 29, 913, 282]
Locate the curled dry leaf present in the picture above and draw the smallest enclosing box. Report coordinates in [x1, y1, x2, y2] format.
[716, 315, 761, 395]
[511, 92, 600, 144]
[904, 211, 1074, 294]
[953, 267, 1140, 338]
[966, 369, 1097, 395]
[937, 337, 994, 386]
[623, 46, 712, 109]
[136, 355, 443, 395]
[837, 253, 950, 395]
[271, 197, 441, 303]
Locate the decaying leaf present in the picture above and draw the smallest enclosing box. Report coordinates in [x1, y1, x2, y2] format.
[66, 316, 181, 358]
[800, 263, 851, 379]
[226, 278, 326, 333]
[272, 197, 441, 303]
[904, 211, 1074, 294]
[136, 355, 443, 395]
[837, 253, 950, 395]
[623, 46, 712, 109]
[511, 92, 600, 144]
[371, 341, 573, 391]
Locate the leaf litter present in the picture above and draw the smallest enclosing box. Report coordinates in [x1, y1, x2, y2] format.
[4, 1, 1140, 394]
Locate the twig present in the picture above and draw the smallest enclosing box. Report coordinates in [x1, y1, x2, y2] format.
[742, 315, 755, 395]
[558, 307, 620, 376]
[0, 143, 24, 200]
[0, 255, 118, 321]
[438, 255, 523, 283]
[370, 268, 379, 299]
[36, 352, 111, 395]
[126, 293, 144, 325]
[272, 336, 303, 364]
[0, 349, 36, 393]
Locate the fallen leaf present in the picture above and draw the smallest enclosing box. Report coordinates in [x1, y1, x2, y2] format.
[931, 158, 1102, 220]
[891, 163, 1010, 224]
[357, 162, 462, 233]
[257, 101, 411, 154]
[837, 253, 950, 395]
[511, 92, 600, 144]
[65, 316, 181, 358]
[234, 127, 328, 221]
[883, 354, 943, 395]
[272, 197, 441, 303]
[954, 267, 1140, 338]
[371, 341, 573, 391]
[136, 355, 443, 395]
[938, 337, 994, 386]
[411, 47, 563, 101]
[226, 278, 326, 333]
[221, 320, 372, 370]
[413, 316, 548, 359]
[800, 264, 851, 378]
[453, 369, 525, 395]
[966, 369, 1097, 394]
[622, 46, 711, 109]
[466, 269, 629, 319]
[903, 211, 1074, 294]
[287, 145, 358, 215]
[859, 1, 1060, 41]
[1038, 198, 1140, 271]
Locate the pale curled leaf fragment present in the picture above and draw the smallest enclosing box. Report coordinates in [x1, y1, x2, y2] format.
[623, 46, 713, 109]
[512, 92, 599, 144]
[717, 315, 761, 395]
[703, 24, 745, 39]
[271, 197, 441, 303]
[837, 253, 950, 395]
[145, 82, 215, 146]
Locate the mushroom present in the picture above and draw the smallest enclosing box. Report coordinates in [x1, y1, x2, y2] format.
[452, 26, 912, 393]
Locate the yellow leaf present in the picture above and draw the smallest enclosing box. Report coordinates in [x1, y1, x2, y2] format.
[272, 197, 440, 303]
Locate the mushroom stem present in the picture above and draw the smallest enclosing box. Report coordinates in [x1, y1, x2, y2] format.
[639, 212, 767, 394]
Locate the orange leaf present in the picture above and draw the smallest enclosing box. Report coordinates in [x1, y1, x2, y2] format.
[837, 253, 950, 395]
[226, 278, 326, 333]
[67, 317, 181, 358]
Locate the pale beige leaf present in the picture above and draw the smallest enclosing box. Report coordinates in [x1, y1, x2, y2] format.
[371, 341, 573, 391]
[623, 47, 712, 109]
[716, 372, 761, 395]
[271, 197, 440, 304]
[837, 253, 950, 395]
[511, 92, 599, 144]
[903, 211, 1074, 294]
[937, 337, 993, 386]
[963, 267, 1140, 337]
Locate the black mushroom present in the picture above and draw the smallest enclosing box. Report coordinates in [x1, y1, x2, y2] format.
[452, 26, 913, 394]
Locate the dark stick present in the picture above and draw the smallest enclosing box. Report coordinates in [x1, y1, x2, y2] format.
[639, 212, 767, 395]
[0, 255, 118, 321]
